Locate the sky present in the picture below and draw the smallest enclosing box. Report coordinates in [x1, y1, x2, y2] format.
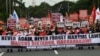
[23, 0, 78, 7]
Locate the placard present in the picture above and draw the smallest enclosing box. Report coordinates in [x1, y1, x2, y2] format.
[7, 19, 16, 29]
[73, 22, 80, 28]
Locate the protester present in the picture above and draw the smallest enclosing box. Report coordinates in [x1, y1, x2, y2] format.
[39, 29, 46, 36]
[29, 29, 35, 36]
[13, 30, 18, 36]
[17, 30, 23, 36]
[74, 27, 80, 34]
[6, 30, 13, 36]
[0, 28, 3, 35]
[34, 29, 40, 36]
[46, 30, 52, 35]
[81, 27, 89, 34]
[2, 30, 7, 35]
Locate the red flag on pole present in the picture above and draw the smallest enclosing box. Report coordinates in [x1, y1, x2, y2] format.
[47, 10, 51, 19]
[91, 5, 96, 24]
[47, 10, 54, 26]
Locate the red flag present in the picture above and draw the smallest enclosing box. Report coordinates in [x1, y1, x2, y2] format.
[47, 10, 51, 19]
[91, 5, 96, 24]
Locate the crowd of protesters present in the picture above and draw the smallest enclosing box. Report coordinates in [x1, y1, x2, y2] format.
[0, 19, 100, 37]
[0, 25, 96, 37]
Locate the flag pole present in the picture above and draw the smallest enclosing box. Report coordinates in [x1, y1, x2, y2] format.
[93, 22, 96, 32]
[92, 4, 96, 32]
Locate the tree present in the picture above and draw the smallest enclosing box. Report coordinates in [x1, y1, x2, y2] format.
[0, 0, 9, 22]
[28, 2, 51, 18]
[52, 1, 75, 16]
[13, 0, 26, 18]
[28, 1, 75, 18]
[0, 0, 26, 22]
[70, 0, 100, 14]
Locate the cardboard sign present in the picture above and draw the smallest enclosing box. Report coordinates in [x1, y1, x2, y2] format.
[81, 21, 89, 27]
[65, 21, 73, 26]
[79, 10, 88, 20]
[46, 21, 51, 27]
[73, 22, 80, 28]
[51, 13, 61, 22]
[57, 22, 64, 27]
[19, 18, 28, 28]
[38, 21, 42, 27]
[69, 13, 78, 22]
[7, 19, 16, 29]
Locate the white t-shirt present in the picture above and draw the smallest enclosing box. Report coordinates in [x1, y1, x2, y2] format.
[23, 31, 28, 36]
[17, 32, 23, 36]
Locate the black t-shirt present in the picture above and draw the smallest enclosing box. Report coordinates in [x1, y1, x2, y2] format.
[46, 30, 52, 35]
[0, 30, 3, 35]
[6, 31, 13, 35]
[34, 31, 39, 36]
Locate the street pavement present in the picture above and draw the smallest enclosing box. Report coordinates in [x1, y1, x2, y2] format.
[1, 48, 100, 56]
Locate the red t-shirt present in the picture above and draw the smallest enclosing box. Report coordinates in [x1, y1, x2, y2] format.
[66, 30, 71, 34]
[82, 27, 88, 34]
[2, 31, 7, 35]
[13, 32, 18, 36]
[74, 29, 80, 34]
[39, 31, 46, 36]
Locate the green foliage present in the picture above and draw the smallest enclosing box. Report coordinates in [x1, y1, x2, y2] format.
[28, 2, 51, 18]
[52, 1, 75, 16]
[0, 0, 7, 22]
[0, 13, 8, 22]
[71, 0, 100, 14]
[28, 1, 75, 17]
[0, 0, 26, 22]
[1, 0, 100, 22]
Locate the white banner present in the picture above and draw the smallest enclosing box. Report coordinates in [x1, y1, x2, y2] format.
[0, 33, 100, 49]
